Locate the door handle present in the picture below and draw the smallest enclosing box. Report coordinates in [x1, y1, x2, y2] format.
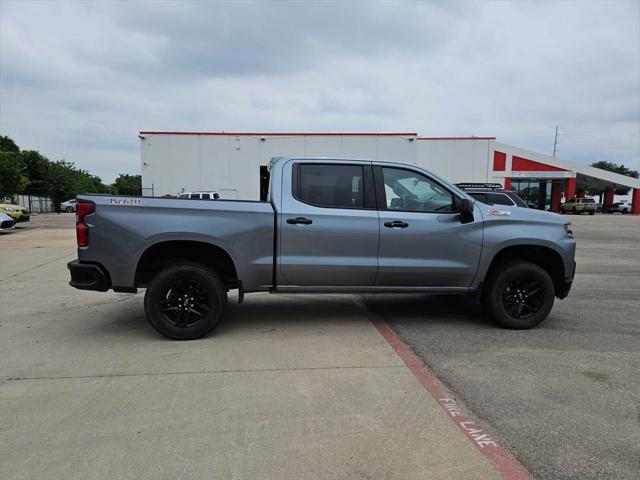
[384, 220, 409, 228]
[287, 217, 313, 225]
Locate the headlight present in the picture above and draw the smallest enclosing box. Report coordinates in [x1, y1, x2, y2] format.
[3, 207, 15, 212]
[564, 222, 573, 236]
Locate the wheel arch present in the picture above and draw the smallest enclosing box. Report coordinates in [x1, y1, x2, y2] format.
[135, 240, 239, 289]
[483, 244, 566, 297]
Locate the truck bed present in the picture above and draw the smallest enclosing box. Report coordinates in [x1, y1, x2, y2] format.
[77, 195, 275, 291]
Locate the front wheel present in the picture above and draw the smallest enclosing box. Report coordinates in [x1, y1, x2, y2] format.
[144, 262, 227, 339]
[483, 261, 555, 329]
[589, 210, 595, 215]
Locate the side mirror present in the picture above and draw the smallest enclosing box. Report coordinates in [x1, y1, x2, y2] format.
[456, 197, 474, 224]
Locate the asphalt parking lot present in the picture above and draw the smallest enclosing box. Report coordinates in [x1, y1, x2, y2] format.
[363, 214, 640, 480]
[1, 213, 638, 480]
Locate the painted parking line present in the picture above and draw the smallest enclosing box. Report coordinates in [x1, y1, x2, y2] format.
[354, 298, 529, 480]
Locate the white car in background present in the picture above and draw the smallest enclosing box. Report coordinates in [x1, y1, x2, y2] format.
[0, 212, 16, 232]
[176, 191, 220, 200]
[60, 199, 77, 212]
[606, 201, 632, 214]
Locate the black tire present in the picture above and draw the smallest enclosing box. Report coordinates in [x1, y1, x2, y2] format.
[572, 207, 577, 214]
[483, 261, 555, 329]
[588, 210, 595, 215]
[65, 207, 74, 213]
[144, 262, 227, 340]
[560, 207, 566, 214]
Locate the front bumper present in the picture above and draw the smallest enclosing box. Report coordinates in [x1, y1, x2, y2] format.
[556, 260, 576, 299]
[68, 260, 110, 291]
[0, 219, 15, 229]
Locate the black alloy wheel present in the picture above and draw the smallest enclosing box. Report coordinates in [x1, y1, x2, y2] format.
[144, 262, 227, 340]
[484, 261, 555, 329]
[502, 279, 544, 319]
[159, 279, 211, 327]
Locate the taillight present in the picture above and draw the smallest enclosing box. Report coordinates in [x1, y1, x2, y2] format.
[76, 201, 95, 247]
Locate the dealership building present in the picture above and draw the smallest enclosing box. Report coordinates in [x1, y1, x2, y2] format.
[139, 131, 640, 214]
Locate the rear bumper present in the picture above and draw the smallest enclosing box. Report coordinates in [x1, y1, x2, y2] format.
[68, 260, 110, 291]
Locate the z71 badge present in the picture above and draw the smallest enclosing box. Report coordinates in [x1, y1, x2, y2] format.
[108, 197, 143, 206]
[486, 209, 511, 216]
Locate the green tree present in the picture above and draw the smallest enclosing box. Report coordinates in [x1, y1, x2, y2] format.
[20, 150, 51, 190]
[0, 135, 20, 153]
[591, 161, 638, 179]
[0, 135, 109, 205]
[111, 174, 142, 196]
[0, 151, 28, 200]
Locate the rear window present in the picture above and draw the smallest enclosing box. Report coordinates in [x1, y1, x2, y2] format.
[296, 164, 364, 208]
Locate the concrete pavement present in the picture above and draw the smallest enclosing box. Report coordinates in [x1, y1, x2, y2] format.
[0, 217, 510, 480]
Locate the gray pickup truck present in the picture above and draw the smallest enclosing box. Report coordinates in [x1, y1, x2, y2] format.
[68, 157, 576, 339]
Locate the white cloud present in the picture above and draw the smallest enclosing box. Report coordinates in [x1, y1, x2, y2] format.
[1, 0, 638, 183]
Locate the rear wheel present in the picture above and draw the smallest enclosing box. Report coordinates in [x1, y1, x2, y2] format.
[483, 261, 555, 329]
[588, 210, 595, 215]
[144, 262, 227, 340]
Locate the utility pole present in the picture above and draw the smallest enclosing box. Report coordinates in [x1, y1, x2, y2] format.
[552, 125, 559, 158]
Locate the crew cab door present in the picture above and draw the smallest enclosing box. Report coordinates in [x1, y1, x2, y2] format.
[374, 165, 482, 287]
[277, 160, 379, 287]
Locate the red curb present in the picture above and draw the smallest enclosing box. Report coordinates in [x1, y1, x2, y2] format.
[357, 301, 529, 480]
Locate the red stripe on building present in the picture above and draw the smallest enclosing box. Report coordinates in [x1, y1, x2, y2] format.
[512, 156, 566, 172]
[417, 137, 496, 140]
[493, 151, 506, 171]
[139, 131, 417, 137]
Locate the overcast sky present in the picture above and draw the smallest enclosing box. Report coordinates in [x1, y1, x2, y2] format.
[1, 0, 639, 183]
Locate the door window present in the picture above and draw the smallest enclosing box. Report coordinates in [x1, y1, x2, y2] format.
[201, 193, 210, 199]
[381, 167, 453, 212]
[190, 194, 200, 199]
[296, 164, 364, 208]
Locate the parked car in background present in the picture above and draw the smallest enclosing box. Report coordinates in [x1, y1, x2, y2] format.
[561, 197, 596, 215]
[455, 183, 528, 207]
[60, 199, 77, 212]
[605, 201, 632, 214]
[176, 191, 220, 200]
[0, 212, 16, 231]
[0, 203, 30, 222]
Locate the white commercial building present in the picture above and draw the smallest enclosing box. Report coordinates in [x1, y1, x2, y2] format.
[139, 131, 640, 214]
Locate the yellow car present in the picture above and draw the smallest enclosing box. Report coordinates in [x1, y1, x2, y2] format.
[0, 203, 31, 222]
